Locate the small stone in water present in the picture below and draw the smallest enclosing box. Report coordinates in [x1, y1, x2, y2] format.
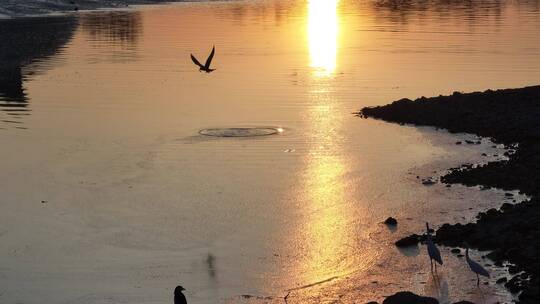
[422, 179, 436, 185]
[385, 217, 398, 225]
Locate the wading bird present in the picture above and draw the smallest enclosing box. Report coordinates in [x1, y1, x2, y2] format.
[426, 223, 443, 271]
[191, 46, 216, 73]
[174, 285, 187, 304]
[465, 245, 490, 286]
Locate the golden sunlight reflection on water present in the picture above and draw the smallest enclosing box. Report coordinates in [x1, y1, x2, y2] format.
[301, 0, 360, 285]
[302, 104, 349, 283]
[308, 0, 339, 77]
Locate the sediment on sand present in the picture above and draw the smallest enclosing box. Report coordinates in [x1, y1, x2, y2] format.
[359, 85, 540, 303]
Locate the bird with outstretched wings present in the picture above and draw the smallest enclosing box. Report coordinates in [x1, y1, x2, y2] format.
[191, 46, 215, 73]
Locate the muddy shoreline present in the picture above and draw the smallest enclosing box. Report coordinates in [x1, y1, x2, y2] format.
[360, 85, 540, 303]
[0, 0, 180, 18]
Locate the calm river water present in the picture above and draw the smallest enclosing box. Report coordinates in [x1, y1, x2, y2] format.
[1, 1, 539, 303]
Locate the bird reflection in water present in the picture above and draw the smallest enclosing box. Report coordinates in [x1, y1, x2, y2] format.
[425, 272, 449, 303]
[206, 253, 216, 278]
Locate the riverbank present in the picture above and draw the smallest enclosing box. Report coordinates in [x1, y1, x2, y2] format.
[359, 85, 540, 303]
[0, 0, 178, 18]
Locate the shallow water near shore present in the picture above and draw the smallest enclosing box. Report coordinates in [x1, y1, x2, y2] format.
[1, 1, 539, 303]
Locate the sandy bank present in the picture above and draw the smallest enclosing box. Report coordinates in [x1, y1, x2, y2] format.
[360, 85, 540, 303]
[0, 0, 180, 18]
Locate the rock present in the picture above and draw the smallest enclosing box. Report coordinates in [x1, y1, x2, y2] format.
[382, 291, 438, 304]
[508, 265, 519, 274]
[519, 287, 540, 302]
[359, 85, 540, 301]
[506, 248, 521, 260]
[395, 234, 420, 247]
[496, 277, 508, 284]
[500, 203, 513, 211]
[486, 250, 503, 260]
[505, 275, 524, 293]
[422, 179, 436, 186]
[385, 217, 398, 225]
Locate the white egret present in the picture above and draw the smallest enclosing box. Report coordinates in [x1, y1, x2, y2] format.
[425, 222, 443, 271]
[465, 244, 490, 286]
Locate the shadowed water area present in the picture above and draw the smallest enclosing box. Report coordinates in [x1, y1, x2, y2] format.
[0, 1, 539, 303]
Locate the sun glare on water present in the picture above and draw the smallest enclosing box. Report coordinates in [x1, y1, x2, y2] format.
[308, 0, 340, 77]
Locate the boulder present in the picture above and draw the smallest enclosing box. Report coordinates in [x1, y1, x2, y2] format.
[382, 291, 438, 304]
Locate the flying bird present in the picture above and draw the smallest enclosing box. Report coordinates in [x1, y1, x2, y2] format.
[425, 223, 443, 271]
[174, 285, 187, 304]
[465, 245, 490, 286]
[191, 46, 216, 73]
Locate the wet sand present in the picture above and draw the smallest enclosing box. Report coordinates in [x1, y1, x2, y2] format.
[360, 85, 540, 303]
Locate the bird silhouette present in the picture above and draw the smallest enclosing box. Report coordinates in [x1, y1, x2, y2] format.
[191, 46, 216, 73]
[464, 244, 490, 286]
[425, 223, 443, 272]
[174, 285, 187, 304]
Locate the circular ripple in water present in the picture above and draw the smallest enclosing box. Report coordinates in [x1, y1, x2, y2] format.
[199, 127, 282, 137]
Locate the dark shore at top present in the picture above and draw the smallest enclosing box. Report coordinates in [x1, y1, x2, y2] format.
[360, 85, 540, 303]
[0, 0, 175, 18]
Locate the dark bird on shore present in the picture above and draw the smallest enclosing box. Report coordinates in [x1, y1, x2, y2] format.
[464, 244, 490, 286]
[190, 46, 216, 73]
[174, 285, 187, 304]
[425, 223, 443, 271]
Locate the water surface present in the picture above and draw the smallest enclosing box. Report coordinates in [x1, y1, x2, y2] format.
[1, 1, 539, 303]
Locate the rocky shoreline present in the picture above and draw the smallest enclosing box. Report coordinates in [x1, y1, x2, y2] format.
[359, 85, 540, 303]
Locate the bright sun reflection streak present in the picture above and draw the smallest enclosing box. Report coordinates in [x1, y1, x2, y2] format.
[308, 0, 339, 76]
[299, 0, 351, 283]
